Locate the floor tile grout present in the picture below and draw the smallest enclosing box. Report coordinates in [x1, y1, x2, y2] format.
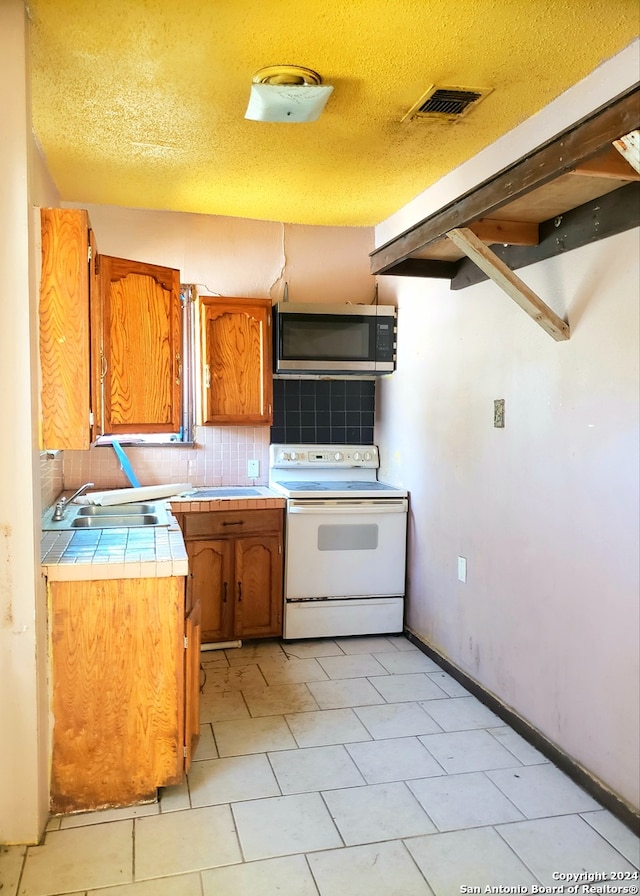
[5, 635, 638, 896]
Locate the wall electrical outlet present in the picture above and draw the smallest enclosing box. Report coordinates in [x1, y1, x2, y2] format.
[457, 556, 467, 583]
[247, 459, 260, 479]
[494, 399, 505, 428]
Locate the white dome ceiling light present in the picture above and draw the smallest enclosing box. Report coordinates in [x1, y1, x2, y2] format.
[245, 65, 334, 123]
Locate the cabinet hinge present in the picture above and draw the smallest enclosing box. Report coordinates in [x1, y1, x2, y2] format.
[183, 746, 188, 759]
[184, 635, 189, 649]
[89, 411, 94, 427]
[278, 542, 282, 554]
[88, 245, 92, 263]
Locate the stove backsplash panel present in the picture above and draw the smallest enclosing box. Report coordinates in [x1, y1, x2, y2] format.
[271, 379, 375, 445]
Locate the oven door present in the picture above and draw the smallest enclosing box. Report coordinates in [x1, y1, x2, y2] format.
[284, 498, 408, 600]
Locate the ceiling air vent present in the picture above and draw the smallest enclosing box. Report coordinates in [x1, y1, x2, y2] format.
[402, 85, 493, 122]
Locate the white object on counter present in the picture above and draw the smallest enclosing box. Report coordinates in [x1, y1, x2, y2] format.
[74, 484, 193, 506]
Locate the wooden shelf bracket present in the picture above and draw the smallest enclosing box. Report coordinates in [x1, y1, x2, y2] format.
[446, 227, 570, 342]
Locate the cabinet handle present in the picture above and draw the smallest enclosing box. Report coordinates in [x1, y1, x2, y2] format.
[176, 351, 182, 386]
[223, 581, 228, 603]
[205, 364, 211, 389]
[237, 581, 242, 602]
[222, 520, 243, 527]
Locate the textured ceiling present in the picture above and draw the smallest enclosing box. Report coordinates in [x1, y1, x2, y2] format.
[28, 1, 639, 227]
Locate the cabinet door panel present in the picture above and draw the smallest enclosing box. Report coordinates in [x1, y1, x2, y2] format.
[200, 298, 273, 425]
[88, 227, 103, 439]
[235, 535, 283, 638]
[50, 577, 183, 813]
[39, 208, 92, 449]
[187, 539, 234, 642]
[101, 256, 181, 433]
[184, 600, 201, 771]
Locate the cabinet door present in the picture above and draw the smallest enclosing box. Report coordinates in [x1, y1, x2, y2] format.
[184, 599, 201, 771]
[186, 538, 234, 642]
[50, 577, 184, 813]
[100, 255, 181, 433]
[88, 227, 104, 439]
[234, 535, 283, 638]
[200, 298, 273, 425]
[39, 208, 94, 449]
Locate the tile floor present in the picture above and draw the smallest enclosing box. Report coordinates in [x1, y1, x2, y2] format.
[2, 635, 639, 896]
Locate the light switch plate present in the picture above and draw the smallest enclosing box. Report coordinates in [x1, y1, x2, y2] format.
[494, 399, 505, 428]
[247, 459, 260, 478]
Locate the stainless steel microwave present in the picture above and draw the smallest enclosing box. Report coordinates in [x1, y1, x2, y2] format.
[273, 302, 397, 375]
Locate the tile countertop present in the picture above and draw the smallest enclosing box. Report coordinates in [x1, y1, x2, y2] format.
[41, 520, 189, 582]
[40, 488, 286, 582]
[169, 486, 286, 513]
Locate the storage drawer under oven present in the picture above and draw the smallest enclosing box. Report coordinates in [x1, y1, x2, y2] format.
[284, 597, 404, 640]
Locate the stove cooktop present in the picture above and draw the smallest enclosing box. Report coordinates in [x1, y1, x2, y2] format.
[268, 444, 407, 499]
[270, 479, 407, 499]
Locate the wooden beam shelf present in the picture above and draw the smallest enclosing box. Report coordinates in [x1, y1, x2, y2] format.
[370, 86, 640, 277]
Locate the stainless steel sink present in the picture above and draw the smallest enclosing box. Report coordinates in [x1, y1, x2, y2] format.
[42, 499, 171, 530]
[71, 514, 160, 528]
[77, 503, 156, 516]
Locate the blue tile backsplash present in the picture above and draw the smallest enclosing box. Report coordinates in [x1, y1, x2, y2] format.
[270, 379, 375, 445]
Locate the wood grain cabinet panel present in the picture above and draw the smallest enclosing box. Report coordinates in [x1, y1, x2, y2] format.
[49, 575, 198, 813]
[235, 535, 283, 638]
[100, 255, 182, 433]
[184, 600, 202, 770]
[39, 208, 101, 449]
[186, 538, 234, 642]
[200, 297, 273, 425]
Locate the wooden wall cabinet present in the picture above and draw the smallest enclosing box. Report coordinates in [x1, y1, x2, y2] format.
[39, 208, 183, 447]
[39, 208, 102, 449]
[49, 576, 200, 813]
[100, 255, 182, 434]
[176, 509, 283, 643]
[199, 297, 273, 425]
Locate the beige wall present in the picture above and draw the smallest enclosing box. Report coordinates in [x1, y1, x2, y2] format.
[60, 204, 374, 490]
[0, 0, 59, 844]
[375, 45, 640, 811]
[67, 203, 374, 305]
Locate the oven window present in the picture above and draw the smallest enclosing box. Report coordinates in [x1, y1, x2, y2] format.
[318, 524, 379, 551]
[283, 318, 371, 360]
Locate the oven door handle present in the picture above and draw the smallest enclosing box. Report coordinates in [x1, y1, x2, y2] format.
[287, 498, 407, 514]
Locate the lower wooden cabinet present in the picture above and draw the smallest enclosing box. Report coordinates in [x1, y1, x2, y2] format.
[49, 576, 200, 813]
[177, 509, 284, 643]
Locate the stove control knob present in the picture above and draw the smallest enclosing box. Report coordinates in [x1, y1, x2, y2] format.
[290, 451, 299, 461]
[364, 451, 372, 462]
[279, 451, 290, 462]
[333, 451, 343, 461]
[353, 451, 361, 461]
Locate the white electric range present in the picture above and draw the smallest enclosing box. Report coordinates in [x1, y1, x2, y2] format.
[269, 445, 408, 640]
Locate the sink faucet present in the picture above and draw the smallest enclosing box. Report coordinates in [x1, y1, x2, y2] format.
[52, 482, 95, 521]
